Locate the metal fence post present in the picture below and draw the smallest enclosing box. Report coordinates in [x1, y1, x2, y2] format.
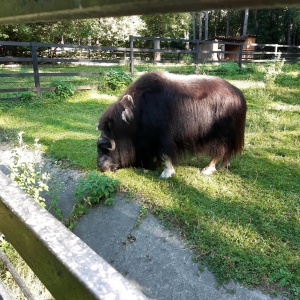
[30, 42, 41, 96]
[129, 35, 134, 75]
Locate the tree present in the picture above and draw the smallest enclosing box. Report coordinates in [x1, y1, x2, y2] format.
[249, 8, 300, 44]
[226, 10, 230, 37]
[192, 12, 196, 40]
[204, 11, 209, 40]
[1, 9, 300, 47]
[94, 16, 145, 46]
[0, 16, 145, 46]
[199, 12, 203, 40]
[243, 8, 249, 36]
[141, 13, 191, 39]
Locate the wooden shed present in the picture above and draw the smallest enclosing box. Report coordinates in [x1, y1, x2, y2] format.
[215, 35, 256, 61]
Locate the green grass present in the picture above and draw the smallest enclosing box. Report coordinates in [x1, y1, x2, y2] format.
[0, 62, 299, 299]
[0, 241, 53, 299]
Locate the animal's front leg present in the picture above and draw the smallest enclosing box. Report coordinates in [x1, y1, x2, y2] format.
[201, 156, 218, 175]
[160, 157, 175, 178]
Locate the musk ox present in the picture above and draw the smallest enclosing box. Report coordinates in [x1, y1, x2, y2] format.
[97, 71, 246, 178]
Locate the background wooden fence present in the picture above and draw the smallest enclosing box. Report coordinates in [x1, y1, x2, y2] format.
[0, 36, 299, 100]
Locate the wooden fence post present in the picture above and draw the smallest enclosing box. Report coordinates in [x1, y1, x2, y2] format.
[129, 35, 134, 75]
[194, 39, 200, 74]
[274, 44, 278, 59]
[238, 43, 243, 69]
[30, 42, 41, 96]
[154, 37, 161, 63]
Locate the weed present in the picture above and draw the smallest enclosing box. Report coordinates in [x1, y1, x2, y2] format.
[0, 128, 17, 143]
[134, 204, 148, 228]
[263, 56, 286, 84]
[64, 202, 89, 230]
[51, 81, 76, 100]
[74, 170, 120, 205]
[195, 64, 207, 75]
[102, 71, 133, 91]
[7, 132, 50, 207]
[19, 91, 39, 102]
[198, 264, 205, 272]
[244, 63, 257, 73]
[47, 178, 64, 220]
[62, 171, 120, 229]
[216, 62, 242, 75]
[1, 134, 55, 298]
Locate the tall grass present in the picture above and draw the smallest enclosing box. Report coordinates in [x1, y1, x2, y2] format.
[0, 61, 299, 299]
[0, 240, 53, 299]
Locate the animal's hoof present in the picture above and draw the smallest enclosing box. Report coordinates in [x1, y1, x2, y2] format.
[220, 162, 231, 170]
[201, 166, 216, 175]
[160, 169, 175, 179]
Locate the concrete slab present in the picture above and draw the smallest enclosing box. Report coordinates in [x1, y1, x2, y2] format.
[73, 195, 281, 300]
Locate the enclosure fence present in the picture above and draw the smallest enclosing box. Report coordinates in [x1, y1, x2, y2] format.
[0, 36, 299, 100]
[0, 171, 147, 299]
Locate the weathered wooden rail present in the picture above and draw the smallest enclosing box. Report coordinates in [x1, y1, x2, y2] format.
[0, 171, 147, 299]
[0, 0, 299, 25]
[0, 37, 299, 100]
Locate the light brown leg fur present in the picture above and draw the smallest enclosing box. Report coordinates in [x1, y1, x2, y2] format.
[201, 157, 218, 175]
[219, 152, 231, 169]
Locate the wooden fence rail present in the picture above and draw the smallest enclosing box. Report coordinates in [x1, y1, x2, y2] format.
[0, 37, 299, 100]
[0, 171, 147, 300]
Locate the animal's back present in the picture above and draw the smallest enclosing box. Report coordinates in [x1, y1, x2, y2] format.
[130, 71, 246, 163]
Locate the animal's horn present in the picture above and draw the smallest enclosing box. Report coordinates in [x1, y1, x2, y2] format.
[107, 139, 116, 151]
[97, 137, 115, 151]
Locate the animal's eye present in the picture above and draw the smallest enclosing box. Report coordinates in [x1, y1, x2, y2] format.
[104, 120, 115, 135]
[107, 120, 113, 129]
[103, 126, 108, 133]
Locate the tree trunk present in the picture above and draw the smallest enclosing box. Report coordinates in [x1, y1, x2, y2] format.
[199, 12, 203, 40]
[226, 10, 230, 37]
[192, 12, 196, 41]
[285, 8, 292, 45]
[243, 8, 249, 36]
[204, 11, 209, 40]
[184, 30, 189, 50]
[214, 11, 218, 36]
[254, 10, 258, 35]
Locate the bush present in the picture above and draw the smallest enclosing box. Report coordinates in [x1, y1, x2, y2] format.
[74, 171, 120, 206]
[7, 132, 50, 207]
[263, 57, 285, 84]
[51, 81, 76, 100]
[19, 91, 39, 102]
[102, 71, 133, 91]
[216, 62, 242, 75]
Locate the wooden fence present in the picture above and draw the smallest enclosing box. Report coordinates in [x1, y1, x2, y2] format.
[0, 37, 299, 100]
[0, 40, 130, 100]
[0, 171, 147, 300]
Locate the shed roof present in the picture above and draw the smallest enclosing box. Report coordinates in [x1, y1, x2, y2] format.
[213, 35, 256, 43]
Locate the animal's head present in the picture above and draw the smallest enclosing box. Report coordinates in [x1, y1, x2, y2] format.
[97, 94, 135, 172]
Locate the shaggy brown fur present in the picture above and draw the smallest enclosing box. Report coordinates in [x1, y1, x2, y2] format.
[97, 71, 246, 173]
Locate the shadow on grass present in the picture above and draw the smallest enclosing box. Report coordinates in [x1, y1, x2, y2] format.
[275, 74, 300, 89]
[42, 137, 97, 170]
[1, 91, 299, 296]
[272, 88, 300, 106]
[125, 151, 299, 295]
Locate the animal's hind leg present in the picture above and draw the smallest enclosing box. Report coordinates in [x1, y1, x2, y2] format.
[160, 156, 175, 178]
[201, 156, 218, 175]
[219, 152, 231, 170]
